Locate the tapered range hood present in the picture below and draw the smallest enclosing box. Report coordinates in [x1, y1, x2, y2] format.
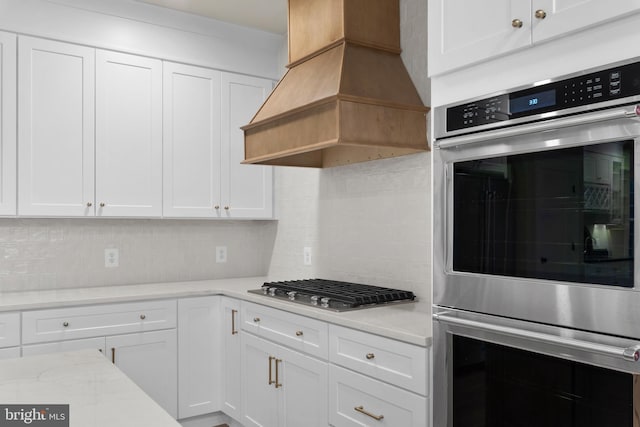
[241, 0, 430, 168]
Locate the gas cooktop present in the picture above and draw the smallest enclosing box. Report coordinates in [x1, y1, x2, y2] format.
[248, 279, 416, 312]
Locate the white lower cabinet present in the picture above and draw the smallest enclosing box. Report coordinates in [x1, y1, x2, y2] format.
[107, 329, 178, 418]
[329, 365, 427, 427]
[241, 332, 328, 427]
[177, 296, 221, 419]
[21, 301, 178, 418]
[0, 312, 20, 359]
[221, 297, 242, 421]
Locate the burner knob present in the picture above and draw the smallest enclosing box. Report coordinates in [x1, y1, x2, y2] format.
[310, 296, 320, 306]
[288, 291, 297, 301]
[320, 297, 330, 308]
[268, 287, 277, 296]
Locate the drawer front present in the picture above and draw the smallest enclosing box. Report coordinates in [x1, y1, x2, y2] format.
[0, 347, 20, 360]
[22, 299, 177, 344]
[329, 324, 428, 395]
[329, 365, 428, 427]
[241, 302, 328, 359]
[0, 312, 20, 349]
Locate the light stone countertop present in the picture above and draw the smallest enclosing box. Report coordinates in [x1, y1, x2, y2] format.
[0, 277, 432, 347]
[0, 349, 180, 427]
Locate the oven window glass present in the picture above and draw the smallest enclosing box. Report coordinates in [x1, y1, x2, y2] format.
[453, 140, 634, 287]
[453, 335, 634, 427]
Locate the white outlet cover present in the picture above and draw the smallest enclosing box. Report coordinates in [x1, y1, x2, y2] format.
[303, 247, 312, 265]
[105, 248, 119, 268]
[216, 246, 228, 263]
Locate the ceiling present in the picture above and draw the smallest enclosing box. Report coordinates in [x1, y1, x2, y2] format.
[134, 0, 288, 34]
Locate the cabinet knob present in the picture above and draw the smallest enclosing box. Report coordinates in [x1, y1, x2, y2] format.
[295, 330, 304, 337]
[511, 18, 523, 28]
[214, 205, 220, 210]
[99, 202, 106, 208]
[253, 317, 261, 323]
[140, 314, 146, 320]
[366, 353, 375, 360]
[86, 202, 93, 207]
[535, 9, 547, 19]
[63, 321, 69, 327]
[224, 206, 230, 211]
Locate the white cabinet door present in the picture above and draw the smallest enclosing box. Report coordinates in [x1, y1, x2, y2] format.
[242, 332, 279, 427]
[96, 50, 162, 217]
[18, 36, 95, 216]
[0, 32, 16, 216]
[221, 297, 242, 421]
[278, 343, 328, 427]
[107, 329, 178, 418]
[533, 0, 640, 43]
[177, 296, 220, 419]
[163, 62, 222, 218]
[242, 332, 328, 427]
[428, 0, 531, 75]
[220, 73, 273, 219]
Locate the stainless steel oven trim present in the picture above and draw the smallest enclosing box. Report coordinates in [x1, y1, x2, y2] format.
[434, 111, 640, 340]
[433, 306, 640, 427]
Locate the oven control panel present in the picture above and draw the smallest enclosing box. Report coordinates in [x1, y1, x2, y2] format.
[444, 60, 640, 134]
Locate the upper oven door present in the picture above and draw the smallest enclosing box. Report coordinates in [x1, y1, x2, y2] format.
[434, 105, 640, 339]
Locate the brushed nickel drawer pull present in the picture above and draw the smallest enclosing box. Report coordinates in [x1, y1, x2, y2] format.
[275, 358, 282, 388]
[295, 330, 303, 337]
[111, 347, 116, 364]
[268, 356, 275, 385]
[231, 309, 238, 335]
[366, 353, 375, 360]
[253, 317, 261, 323]
[354, 406, 384, 421]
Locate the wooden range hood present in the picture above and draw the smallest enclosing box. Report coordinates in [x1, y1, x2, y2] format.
[241, 0, 430, 168]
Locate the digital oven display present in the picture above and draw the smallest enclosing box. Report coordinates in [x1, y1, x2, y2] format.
[509, 89, 556, 114]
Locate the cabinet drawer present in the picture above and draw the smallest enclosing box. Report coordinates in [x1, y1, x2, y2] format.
[22, 300, 177, 344]
[0, 312, 20, 349]
[329, 324, 428, 395]
[329, 365, 428, 427]
[241, 302, 328, 359]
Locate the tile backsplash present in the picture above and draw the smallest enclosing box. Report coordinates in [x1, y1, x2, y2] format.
[0, 218, 275, 292]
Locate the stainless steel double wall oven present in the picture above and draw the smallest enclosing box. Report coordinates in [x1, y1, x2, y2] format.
[433, 58, 640, 426]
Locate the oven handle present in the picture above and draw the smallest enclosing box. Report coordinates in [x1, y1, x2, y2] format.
[436, 106, 639, 149]
[433, 312, 640, 363]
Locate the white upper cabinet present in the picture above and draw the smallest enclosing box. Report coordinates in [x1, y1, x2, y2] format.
[429, 0, 640, 75]
[429, 0, 531, 76]
[220, 73, 273, 219]
[163, 62, 222, 218]
[0, 32, 16, 216]
[18, 36, 95, 216]
[96, 50, 162, 217]
[533, 0, 640, 42]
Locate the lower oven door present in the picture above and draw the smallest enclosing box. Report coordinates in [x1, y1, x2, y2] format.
[433, 306, 640, 427]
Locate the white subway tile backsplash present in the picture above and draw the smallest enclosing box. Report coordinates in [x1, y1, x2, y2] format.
[0, 219, 273, 292]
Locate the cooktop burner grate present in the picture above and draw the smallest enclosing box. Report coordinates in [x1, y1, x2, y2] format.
[250, 279, 416, 311]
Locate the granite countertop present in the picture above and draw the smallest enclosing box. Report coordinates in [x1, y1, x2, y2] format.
[0, 277, 432, 347]
[0, 349, 180, 427]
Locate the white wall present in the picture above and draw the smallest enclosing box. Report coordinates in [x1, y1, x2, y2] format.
[267, 0, 432, 301]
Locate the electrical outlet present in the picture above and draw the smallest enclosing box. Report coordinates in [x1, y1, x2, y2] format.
[303, 247, 312, 266]
[105, 248, 119, 268]
[216, 246, 228, 263]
